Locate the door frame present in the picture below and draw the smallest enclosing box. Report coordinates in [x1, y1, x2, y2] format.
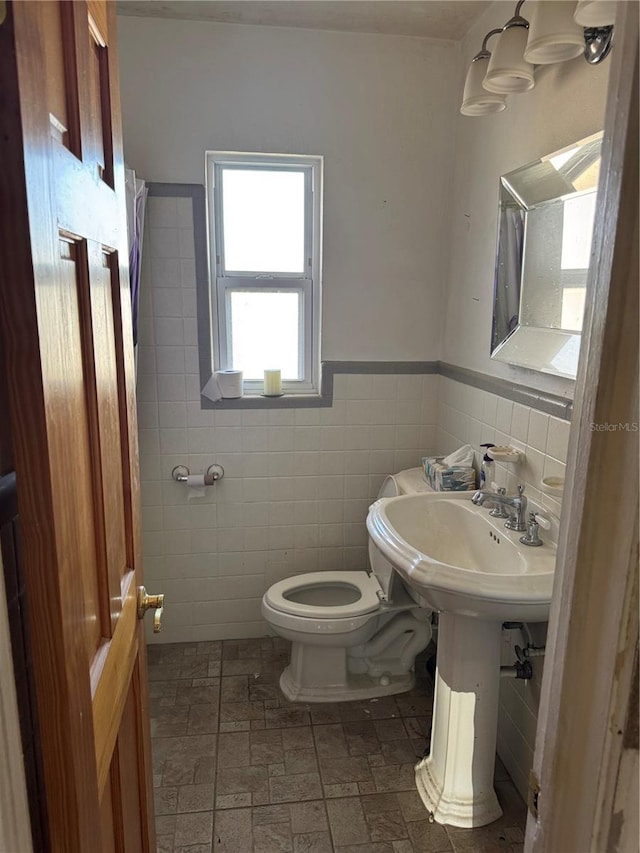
[526, 3, 639, 850]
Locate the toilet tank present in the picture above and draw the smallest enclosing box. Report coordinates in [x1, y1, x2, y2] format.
[369, 467, 432, 598]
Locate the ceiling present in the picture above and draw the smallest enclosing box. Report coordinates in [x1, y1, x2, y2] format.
[116, 1, 492, 41]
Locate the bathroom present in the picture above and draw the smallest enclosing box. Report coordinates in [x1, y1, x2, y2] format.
[0, 1, 636, 852]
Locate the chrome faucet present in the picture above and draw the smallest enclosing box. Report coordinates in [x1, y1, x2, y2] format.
[472, 484, 527, 532]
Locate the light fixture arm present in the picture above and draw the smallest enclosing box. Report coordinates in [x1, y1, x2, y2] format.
[502, 0, 529, 32]
[473, 28, 503, 62]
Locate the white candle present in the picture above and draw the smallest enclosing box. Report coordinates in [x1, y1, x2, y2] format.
[263, 369, 282, 396]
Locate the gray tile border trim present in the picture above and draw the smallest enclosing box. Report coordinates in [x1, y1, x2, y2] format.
[438, 362, 573, 421]
[198, 362, 439, 410]
[326, 361, 439, 375]
[145, 183, 573, 421]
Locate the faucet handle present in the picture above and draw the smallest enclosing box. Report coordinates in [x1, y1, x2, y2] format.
[517, 484, 525, 496]
[534, 513, 551, 530]
[520, 512, 543, 546]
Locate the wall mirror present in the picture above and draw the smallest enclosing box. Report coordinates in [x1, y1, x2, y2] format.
[490, 132, 602, 380]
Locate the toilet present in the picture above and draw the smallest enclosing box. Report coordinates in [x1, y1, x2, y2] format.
[261, 468, 433, 702]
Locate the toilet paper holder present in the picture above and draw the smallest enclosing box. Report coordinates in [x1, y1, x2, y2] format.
[171, 464, 225, 486]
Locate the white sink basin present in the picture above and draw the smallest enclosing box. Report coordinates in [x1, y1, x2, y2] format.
[367, 492, 555, 621]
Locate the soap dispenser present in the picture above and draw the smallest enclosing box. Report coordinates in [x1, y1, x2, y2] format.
[480, 443, 495, 489]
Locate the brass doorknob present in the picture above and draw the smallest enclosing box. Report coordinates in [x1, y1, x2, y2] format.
[137, 586, 165, 633]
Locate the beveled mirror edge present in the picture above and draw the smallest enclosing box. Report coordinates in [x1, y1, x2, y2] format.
[490, 131, 604, 382]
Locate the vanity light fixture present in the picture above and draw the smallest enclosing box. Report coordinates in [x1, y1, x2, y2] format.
[524, 0, 587, 64]
[460, 28, 508, 116]
[460, 0, 614, 117]
[483, 1, 535, 94]
[574, 0, 616, 27]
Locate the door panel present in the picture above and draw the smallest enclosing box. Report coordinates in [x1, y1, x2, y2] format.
[0, 1, 156, 849]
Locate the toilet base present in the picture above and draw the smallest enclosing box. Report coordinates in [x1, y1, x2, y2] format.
[280, 664, 414, 703]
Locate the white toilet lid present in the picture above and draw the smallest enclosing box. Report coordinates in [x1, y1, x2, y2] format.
[265, 571, 383, 619]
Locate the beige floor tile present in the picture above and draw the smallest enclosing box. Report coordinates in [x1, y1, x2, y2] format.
[396, 790, 429, 823]
[366, 811, 409, 843]
[319, 756, 372, 786]
[214, 807, 253, 853]
[187, 704, 219, 734]
[154, 786, 177, 816]
[176, 783, 215, 813]
[265, 706, 311, 728]
[326, 797, 370, 847]
[218, 731, 251, 768]
[313, 724, 347, 759]
[175, 679, 220, 706]
[173, 811, 213, 847]
[222, 657, 262, 676]
[407, 819, 452, 853]
[221, 700, 265, 723]
[252, 804, 291, 826]
[221, 675, 250, 702]
[253, 821, 293, 853]
[289, 800, 328, 835]
[282, 726, 314, 751]
[284, 748, 318, 774]
[293, 830, 333, 852]
[251, 729, 285, 765]
[269, 772, 323, 803]
[217, 765, 269, 798]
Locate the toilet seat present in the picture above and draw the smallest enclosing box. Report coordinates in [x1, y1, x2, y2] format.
[265, 571, 383, 620]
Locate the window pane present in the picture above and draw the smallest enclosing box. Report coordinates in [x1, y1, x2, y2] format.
[229, 291, 301, 380]
[222, 169, 305, 273]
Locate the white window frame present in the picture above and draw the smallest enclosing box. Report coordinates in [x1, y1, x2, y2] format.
[205, 151, 322, 395]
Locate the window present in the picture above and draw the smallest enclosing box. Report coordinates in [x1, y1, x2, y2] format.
[206, 152, 322, 395]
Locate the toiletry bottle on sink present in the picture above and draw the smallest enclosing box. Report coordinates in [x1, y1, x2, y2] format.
[480, 443, 495, 489]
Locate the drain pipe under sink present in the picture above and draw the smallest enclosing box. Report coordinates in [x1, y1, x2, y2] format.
[500, 660, 533, 679]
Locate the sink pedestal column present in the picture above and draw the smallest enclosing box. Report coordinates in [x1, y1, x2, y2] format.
[415, 612, 503, 828]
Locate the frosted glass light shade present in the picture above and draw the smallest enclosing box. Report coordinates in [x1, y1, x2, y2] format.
[574, 0, 616, 26]
[524, 1, 585, 64]
[484, 25, 535, 94]
[461, 56, 507, 116]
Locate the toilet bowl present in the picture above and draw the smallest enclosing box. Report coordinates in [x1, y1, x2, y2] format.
[261, 468, 433, 702]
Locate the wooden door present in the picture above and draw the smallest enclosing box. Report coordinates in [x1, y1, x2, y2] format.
[0, 2, 157, 850]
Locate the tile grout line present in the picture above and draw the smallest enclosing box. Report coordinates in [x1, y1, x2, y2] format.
[211, 653, 221, 852]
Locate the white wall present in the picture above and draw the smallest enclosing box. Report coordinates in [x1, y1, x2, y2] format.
[442, 2, 610, 399]
[117, 17, 459, 362]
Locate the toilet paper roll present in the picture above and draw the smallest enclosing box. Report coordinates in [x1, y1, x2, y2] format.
[216, 369, 243, 398]
[186, 474, 206, 500]
[201, 370, 244, 402]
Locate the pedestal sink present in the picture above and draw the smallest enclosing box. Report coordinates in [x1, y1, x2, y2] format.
[367, 492, 556, 828]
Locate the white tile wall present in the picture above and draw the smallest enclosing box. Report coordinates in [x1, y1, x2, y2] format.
[437, 377, 569, 520]
[436, 375, 571, 802]
[137, 196, 440, 644]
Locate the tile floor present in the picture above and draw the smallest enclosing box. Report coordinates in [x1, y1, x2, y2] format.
[149, 638, 527, 853]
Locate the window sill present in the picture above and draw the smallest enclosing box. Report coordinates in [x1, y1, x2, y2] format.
[200, 392, 329, 410]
